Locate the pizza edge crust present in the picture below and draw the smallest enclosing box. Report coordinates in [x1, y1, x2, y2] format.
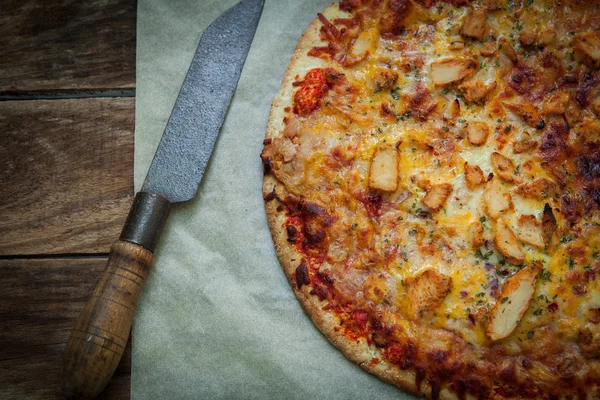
[262, 4, 445, 399]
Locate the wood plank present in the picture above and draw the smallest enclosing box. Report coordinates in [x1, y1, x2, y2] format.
[0, 98, 134, 255]
[0, 0, 136, 92]
[0, 258, 130, 399]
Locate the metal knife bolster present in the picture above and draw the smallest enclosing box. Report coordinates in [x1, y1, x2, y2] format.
[120, 192, 172, 252]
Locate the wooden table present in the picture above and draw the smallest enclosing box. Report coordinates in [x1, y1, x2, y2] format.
[0, 1, 136, 398]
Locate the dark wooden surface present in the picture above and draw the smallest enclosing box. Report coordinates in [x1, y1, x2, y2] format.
[0, 259, 131, 400]
[0, 98, 134, 256]
[0, 0, 136, 398]
[0, 0, 136, 93]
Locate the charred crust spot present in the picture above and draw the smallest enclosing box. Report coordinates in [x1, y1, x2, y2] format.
[561, 195, 580, 223]
[380, 102, 392, 117]
[584, 270, 596, 281]
[264, 190, 276, 202]
[383, 344, 405, 365]
[499, 366, 516, 383]
[540, 120, 569, 162]
[589, 308, 600, 324]
[507, 63, 537, 94]
[339, 0, 360, 12]
[536, 120, 545, 130]
[310, 271, 334, 301]
[575, 72, 598, 109]
[283, 194, 303, 213]
[572, 283, 587, 296]
[262, 157, 273, 175]
[295, 260, 310, 289]
[427, 350, 449, 362]
[556, 357, 582, 380]
[304, 227, 326, 244]
[378, 0, 413, 37]
[286, 225, 297, 243]
[577, 153, 600, 181]
[542, 203, 557, 246]
[562, 75, 578, 85]
[417, 209, 430, 218]
[310, 286, 328, 300]
[468, 313, 475, 326]
[358, 192, 383, 218]
[302, 201, 329, 219]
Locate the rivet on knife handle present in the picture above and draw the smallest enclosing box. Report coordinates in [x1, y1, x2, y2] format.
[61, 192, 170, 400]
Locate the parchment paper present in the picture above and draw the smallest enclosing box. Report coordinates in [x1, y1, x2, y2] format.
[133, 1, 414, 398]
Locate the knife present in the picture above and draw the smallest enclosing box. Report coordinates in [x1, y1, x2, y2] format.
[61, 0, 264, 398]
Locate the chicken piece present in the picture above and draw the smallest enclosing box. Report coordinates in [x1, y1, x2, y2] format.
[486, 263, 541, 341]
[373, 68, 399, 90]
[430, 58, 478, 86]
[470, 220, 484, 249]
[423, 183, 453, 211]
[405, 269, 453, 318]
[491, 152, 522, 183]
[498, 37, 518, 63]
[503, 102, 545, 129]
[541, 161, 566, 187]
[513, 138, 538, 154]
[541, 203, 557, 247]
[347, 28, 378, 65]
[369, 146, 399, 192]
[363, 273, 391, 305]
[449, 35, 465, 50]
[479, 42, 497, 57]
[465, 121, 489, 146]
[483, 180, 513, 219]
[514, 178, 558, 200]
[519, 30, 537, 47]
[538, 29, 557, 48]
[573, 32, 600, 63]
[461, 9, 488, 41]
[494, 218, 526, 264]
[573, 118, 600, 145]
[543, 90, 570, 115]
[516, 214, 544, 248]
[464, 162, 485, 189]
[481, 0, 502, 10]
[460, 80, 496, 103]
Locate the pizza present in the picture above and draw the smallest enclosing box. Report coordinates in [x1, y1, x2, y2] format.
[261, 1, 600, 398]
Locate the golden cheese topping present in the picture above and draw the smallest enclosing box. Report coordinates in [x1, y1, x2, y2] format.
[263, 0, 600, 397]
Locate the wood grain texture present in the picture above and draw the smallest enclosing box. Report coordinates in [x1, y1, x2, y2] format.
[0, 0, 136, 92]
[63, 241, 153, 400]
[0, 98, 134, 255]
[0, 258, 131, 399]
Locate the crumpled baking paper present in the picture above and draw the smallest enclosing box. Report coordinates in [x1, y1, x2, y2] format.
[133, 0, 415, 398]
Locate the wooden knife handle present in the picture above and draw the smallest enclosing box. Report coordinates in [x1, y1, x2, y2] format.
[62, 192, 171, 399]
[62, 241, 152, 399]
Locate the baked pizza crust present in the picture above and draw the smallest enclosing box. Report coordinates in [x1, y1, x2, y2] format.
[263, 4, 437, 398]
